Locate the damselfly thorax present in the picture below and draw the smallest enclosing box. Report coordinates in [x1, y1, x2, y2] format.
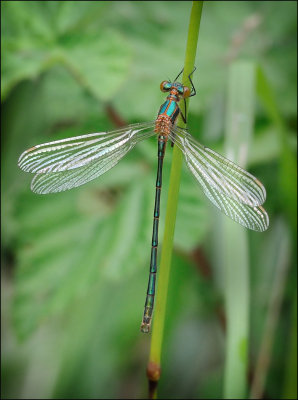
[18, 69, 269, 334]
[154, 81, 190, 137]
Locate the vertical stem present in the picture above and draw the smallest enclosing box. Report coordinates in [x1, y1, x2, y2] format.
[146, 2, 204, 398]
[223, 62, 256, 399]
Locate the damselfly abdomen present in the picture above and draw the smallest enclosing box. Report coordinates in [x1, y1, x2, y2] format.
[18, 70, 269, 333]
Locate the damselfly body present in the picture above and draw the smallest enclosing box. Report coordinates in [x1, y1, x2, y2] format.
[18, 69, 269, 333]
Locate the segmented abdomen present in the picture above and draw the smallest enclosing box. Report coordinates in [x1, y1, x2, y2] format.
[154, 115, 172, 135]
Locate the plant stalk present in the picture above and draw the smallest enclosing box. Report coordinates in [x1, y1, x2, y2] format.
[223, 62, 256, 399]
[146, 2, 204, 398]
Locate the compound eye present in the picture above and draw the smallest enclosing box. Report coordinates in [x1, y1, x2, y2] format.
[183, 86, 191, 98]
[160, 81, 172, 92]
[177, 85, 184, 95]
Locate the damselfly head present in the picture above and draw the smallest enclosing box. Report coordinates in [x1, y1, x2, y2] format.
[160, 81, 191, 98]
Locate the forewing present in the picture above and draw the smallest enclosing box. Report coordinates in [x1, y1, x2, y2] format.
[19, 123, 155, 194]
[31, 145, 126, 194]
[18, 122, 154, 174]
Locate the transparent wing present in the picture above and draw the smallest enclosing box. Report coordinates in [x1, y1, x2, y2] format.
[170, 127, 269, 232]
[18, 122, 154, 173]
[171, 126, 266, 206]
[184, 158, 269, 231]
[19, 122, 155, 194]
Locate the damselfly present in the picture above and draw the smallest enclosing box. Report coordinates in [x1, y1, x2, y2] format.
[18, 69, 269, 333]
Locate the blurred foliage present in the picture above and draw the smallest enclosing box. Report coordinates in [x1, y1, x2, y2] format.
[1, 1, 297, 399]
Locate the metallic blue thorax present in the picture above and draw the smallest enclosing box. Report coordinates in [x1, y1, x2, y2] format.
[158, 95, 180, 124]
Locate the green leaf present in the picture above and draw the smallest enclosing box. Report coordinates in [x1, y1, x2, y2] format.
[12, 140, 208, 339]
[256, 66, 297, 236]
[1, 1, 132, 101]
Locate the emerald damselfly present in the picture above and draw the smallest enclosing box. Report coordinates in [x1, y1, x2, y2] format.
[18, 69, 269, 333]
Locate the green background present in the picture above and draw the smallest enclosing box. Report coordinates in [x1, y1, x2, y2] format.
[1, 1, 297, 399]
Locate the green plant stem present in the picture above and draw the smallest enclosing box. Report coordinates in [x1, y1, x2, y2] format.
[146, 1, 204, 398]
[223, 62, 256, 399]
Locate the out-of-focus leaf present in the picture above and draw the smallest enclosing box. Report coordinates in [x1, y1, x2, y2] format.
[39, 66, 102, 123]
[52, 265, 147, 399]
[283, 292, 297, 399]
[159, 253, 223, 400]
[13, 171, 148, 339]
[1, 80, 49, 248]
[249, 217, 291, 399]
[1, 1, 132, 101]
[12, 138, 208, 339]
[256, 66, 297, 235]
